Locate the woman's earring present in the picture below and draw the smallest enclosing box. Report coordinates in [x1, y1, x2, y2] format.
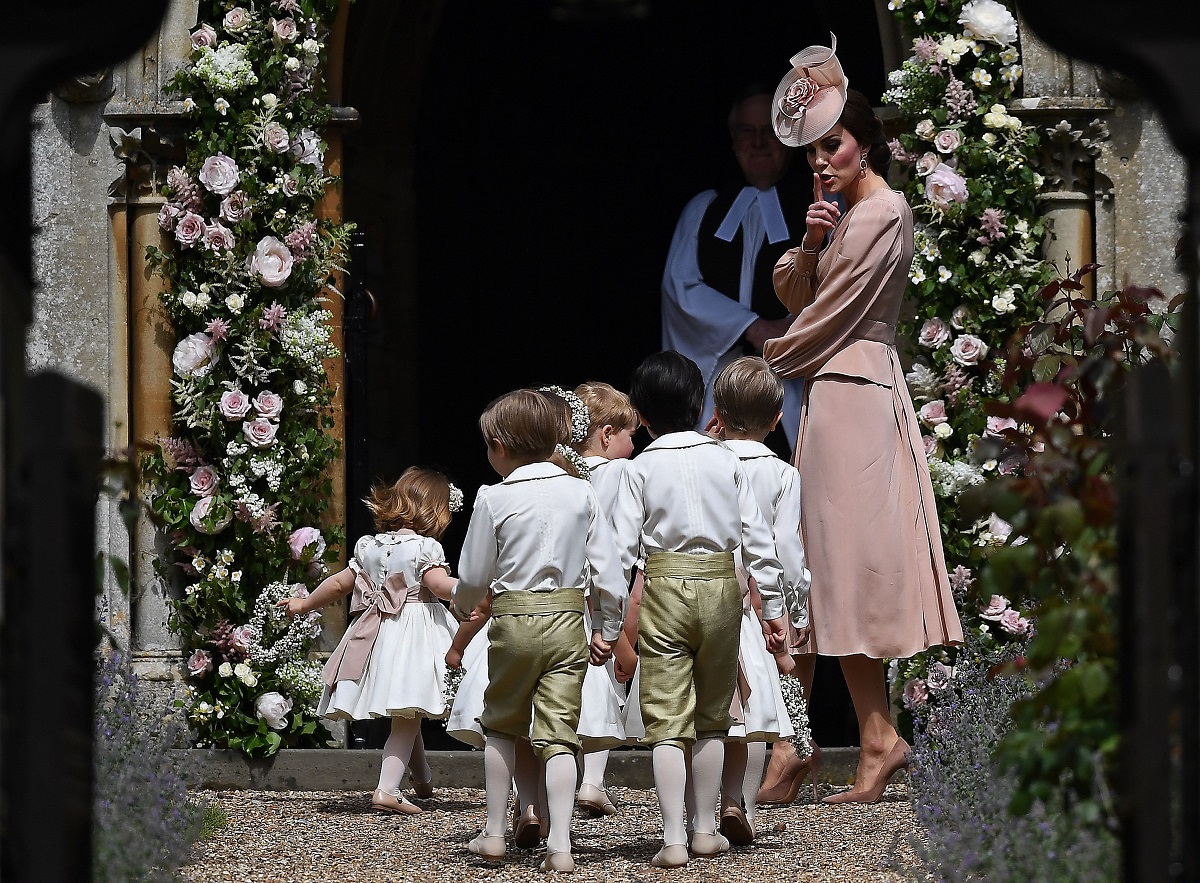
[859, 154, 868, 177]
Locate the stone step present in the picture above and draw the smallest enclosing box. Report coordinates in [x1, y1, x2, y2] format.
[180, 747, 863, 791]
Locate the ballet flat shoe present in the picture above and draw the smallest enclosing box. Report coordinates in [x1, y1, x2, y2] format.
[468, 833, 507, 861]
[719, 805, 754, 846]
[539, 851, 576, 872]
[576, 782, 618, 817]
[822, 738, 910, 805]
[409, 775, 434, 800]
[689, 831, 730, 856]
[650, 843, 689, 868]
[513, 804, 543, 849]
[370, 789, 422, 815]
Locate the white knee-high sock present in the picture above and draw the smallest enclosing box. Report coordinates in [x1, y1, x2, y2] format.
[408, 731, 432, 784]
[483, 736, 517, 836]
[376, 716, 421, 794]
[721, 741, 747, 808]
[690, 737, 725, 836]
[544, 753, 577, 854]
[581, 749, 609, 789]
[513, 737, 541, 814]
[652, 744, 688, 847]
[683, 749, 696, 833]
[744, 741, 767, 827]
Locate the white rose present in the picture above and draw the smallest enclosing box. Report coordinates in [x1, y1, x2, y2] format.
[915, 152, 940, 177]
[933, 422, 954, 440]
[218, 661, 233, 678]
[172, 332, 216, 377]
[959, 0, 1019, 46]
[225, 293, 245, 314]
[284, 55, 302, 71]
[255, 691, 293, 729]
[951, 305, 972, 330]
[291, 128, 323, 169]
[243, 673, 259, 687]
[223, 6, 252, 35]
[190, 495, 233, 535]
[199, 154, 240, 196]
[233, 662, 251, 679]
[992, 292, 1017, 313]
[950, 334, 988, 366]
[914, 119, 936, 140]
[247, 236, 294, 288]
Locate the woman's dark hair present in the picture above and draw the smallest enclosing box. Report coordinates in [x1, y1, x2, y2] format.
[838, 89, 891, 177]
[629, 351, 704, 435]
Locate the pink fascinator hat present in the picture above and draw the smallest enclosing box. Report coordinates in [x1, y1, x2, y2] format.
[772, 33, 849, 147]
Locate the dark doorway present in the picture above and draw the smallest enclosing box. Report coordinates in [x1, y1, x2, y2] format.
[344, 0, 883, 747]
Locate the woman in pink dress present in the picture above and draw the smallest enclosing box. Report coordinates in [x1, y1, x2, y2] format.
[762, 38, 964, 804]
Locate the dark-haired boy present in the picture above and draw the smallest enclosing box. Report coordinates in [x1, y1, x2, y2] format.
[612, 351, 788, 868]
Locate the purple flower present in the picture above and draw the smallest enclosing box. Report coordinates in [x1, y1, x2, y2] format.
[288, 526, 326, 562]
[259, 301, 287, 333]
[205, 318, 231, 341]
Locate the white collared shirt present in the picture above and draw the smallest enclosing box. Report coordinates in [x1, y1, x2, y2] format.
[723, 439, 812, 629]
[453, 461, 626, 641]
[584, 455, 629, 518]
[611, 431, 786, 622]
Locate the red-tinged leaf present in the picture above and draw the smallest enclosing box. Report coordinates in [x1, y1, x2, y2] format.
[1038, 279, 1066, 302]
[1123, 284, 1164, 305]
[1071, 262, 1102, 283]
[1015, 383, 1069, 425]
[1083, 306, 1110, 346]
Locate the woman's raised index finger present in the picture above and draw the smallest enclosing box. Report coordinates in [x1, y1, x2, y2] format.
[813, 172, 824, 204]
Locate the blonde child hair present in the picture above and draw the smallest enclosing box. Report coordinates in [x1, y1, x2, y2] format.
[572, 382, 637, 454]
[365, 466, 454, 540]
[712, 357, 785, 436]
[478, 388, 566, 461]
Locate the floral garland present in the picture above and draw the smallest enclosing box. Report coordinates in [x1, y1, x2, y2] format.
[778, 675, 814, 758]
[143, 0, 351, 757]
[541, 385, 593, 478]
[878, 0, 1050, 708]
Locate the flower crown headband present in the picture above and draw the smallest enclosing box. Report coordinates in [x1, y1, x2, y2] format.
[448, 482, 464, 514]
[540, 385, 592, 480]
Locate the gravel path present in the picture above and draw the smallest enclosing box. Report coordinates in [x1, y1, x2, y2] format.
[180, 784, 922, 882]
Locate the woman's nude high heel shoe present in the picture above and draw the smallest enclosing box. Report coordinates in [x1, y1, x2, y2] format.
[822, 738, 909, 805]
[756, 743, 822, 804]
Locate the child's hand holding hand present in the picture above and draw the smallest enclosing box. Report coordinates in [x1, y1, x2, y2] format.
[446, 646, 464, 670]
[762, 616, 788, 654]
[275, 597, 308, 618]
[589, 631, 612, 666]
[613, 634, 638, 683]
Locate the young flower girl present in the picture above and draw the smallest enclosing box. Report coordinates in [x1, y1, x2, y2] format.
[279, 467, 462, 814]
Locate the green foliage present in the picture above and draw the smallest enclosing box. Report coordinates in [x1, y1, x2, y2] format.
[973, 269, 1177, 819]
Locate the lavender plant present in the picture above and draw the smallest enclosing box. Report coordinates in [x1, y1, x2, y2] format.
[904, 638, 1119, 881]
[94, 649, 206, 882]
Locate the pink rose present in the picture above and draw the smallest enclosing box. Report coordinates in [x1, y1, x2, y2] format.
[919, 400, 948, 427]
[925, 163, 969, 211]
[926, 661, 952, 692]
[219, 190, 250, 224]
[191, 24, 217, 51]
[291, 128, 323, 169]
[980, 594, 1009, 620]
[186, 648, 213, 677]
[223, 6, 251, 35]
[916, 152, 940, 177]
[986, 415, 1019, 436]
[919, 317, 951, 349]
[922, 435, 939, 458]
[203, 221, 235, 252]
[950, 334, 988, 366]
[252, 390, 283, 419]
[190, 495, 232, 535]
[247, 236, 293, 288]
[288, 527, 326, 562]
[243, 417, 279, 449]
[264, 122, 290, 154]
[934, 129, 962, 154]
[270, 17, 299, 46]
[219, 388, 252, 420]
[174, 211, 205, 249]
[999, 608, 1030, 636]
[189, 465, 220, 497]
[281, 176, 300, 198]
[230, 624, 254, 652]
[903, 678, 929, 710]
[199, 154, 240, 196]
[780, 76, 819, 114]
[158, 203, 182, 232]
